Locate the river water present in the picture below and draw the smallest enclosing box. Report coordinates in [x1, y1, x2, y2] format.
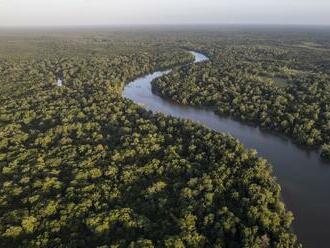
[123, 51, 330, 247]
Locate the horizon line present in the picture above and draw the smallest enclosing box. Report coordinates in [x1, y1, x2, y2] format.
[1, 23, 330, 29]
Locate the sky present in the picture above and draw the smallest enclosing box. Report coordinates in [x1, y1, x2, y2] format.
[0, 0, 330, 26]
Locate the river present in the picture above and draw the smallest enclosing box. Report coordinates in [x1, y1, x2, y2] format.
[123, 51, 330, 247]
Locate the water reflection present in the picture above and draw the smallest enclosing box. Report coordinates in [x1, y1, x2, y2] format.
[56, 79, 63, 87]
[123, 51, 330, 248]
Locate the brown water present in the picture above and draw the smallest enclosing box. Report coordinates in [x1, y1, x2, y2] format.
[123, 51, 330, 247]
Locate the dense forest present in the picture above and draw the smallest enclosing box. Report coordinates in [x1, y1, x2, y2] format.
[152, 29, 330, 159]
[0, 28, 307, 247]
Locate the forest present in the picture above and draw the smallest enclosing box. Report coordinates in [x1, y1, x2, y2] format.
[0, 27, 315, 247]
[152, 28, 330, 159]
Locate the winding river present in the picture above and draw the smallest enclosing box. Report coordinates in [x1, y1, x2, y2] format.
[123, 51, 330, 247]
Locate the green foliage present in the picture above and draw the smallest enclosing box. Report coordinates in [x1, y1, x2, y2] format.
[152, 35, 330, 156]
[0, 29, 300, 247]
[321, 144, 330, 160]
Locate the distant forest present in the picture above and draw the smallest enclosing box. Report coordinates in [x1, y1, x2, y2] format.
[152, 28, 330, 160]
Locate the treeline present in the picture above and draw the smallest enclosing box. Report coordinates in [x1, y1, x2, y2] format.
[153, 42, 330, 158]
[0, 31, 299, 247]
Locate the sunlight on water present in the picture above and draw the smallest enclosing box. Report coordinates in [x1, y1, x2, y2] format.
[56, 79, 63, 87]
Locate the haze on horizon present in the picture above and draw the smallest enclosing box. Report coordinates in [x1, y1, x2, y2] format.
[0, 0, 330, 27]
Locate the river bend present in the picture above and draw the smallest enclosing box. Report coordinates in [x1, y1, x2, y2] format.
[123, 51, 330, 247]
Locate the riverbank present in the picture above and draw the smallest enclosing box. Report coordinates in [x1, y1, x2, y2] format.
[123, 50, 330, 248]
